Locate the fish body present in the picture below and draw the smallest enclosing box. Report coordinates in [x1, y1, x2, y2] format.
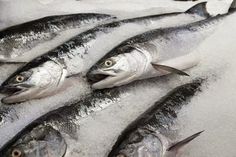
[0, 2, 211, 103]
[108, 80, 203, 157]
[0, 13, 116, 63]
[88, 10, 236, 89]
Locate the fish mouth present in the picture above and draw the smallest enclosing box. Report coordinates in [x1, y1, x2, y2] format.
[87, 69, 115, 84]
[0, 85, 30, 104]
[87, 70, 132, 89]
[87, 73, 111, 83]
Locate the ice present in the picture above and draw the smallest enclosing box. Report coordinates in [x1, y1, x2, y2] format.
[0, 0, 235, 157]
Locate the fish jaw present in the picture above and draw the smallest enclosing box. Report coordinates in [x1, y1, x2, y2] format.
[92, 72, 129, 89]
[0, 85, 32, 104]
[0, 86, 51, 104]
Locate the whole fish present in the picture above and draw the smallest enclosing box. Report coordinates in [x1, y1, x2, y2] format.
[0, 13, 116, 63]
[87, 8, 236, 89]
[108, 80, 203, 157]
[0, 2, 211, 104]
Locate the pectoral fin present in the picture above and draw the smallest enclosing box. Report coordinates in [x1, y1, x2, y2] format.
[151, 63, 189, 76]
[167, 130, 204, 151]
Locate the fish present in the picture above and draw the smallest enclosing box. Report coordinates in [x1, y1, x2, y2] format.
[87, 8, 236, 89]
[0, 13, 116, 64]
[108, 79, 204, 157]
[0, 79, 204, 157]
[0, 83, 125, 157]
[0, 2, 211, 104]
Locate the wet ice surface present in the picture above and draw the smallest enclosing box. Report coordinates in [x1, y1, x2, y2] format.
[0, 0, 235, 157]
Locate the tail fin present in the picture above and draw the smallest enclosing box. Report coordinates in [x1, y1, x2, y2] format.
[185, 2, 211, 18]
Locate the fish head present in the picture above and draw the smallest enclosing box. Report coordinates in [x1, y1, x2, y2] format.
[0, 61, 67, 104]
[112, 129, 167, 157]
[1, 125, 67, 157]
[87, 47, 148, 89]
[87, 54, 134, 89]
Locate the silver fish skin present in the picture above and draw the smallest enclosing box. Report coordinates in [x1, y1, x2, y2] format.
[88, 9, 236, 89]
[108, 80, 203, 157]
[0, 13, 116, 63]
[0, 87, 123, 157]
[0, 2, 210, 104]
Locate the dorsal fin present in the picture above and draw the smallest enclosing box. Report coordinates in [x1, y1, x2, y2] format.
[185, 2, 210, 18]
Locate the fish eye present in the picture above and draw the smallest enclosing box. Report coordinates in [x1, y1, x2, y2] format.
[104, 59, 115, 68]
[15, 75, 25, 83]
[11, 149, 22, 157]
